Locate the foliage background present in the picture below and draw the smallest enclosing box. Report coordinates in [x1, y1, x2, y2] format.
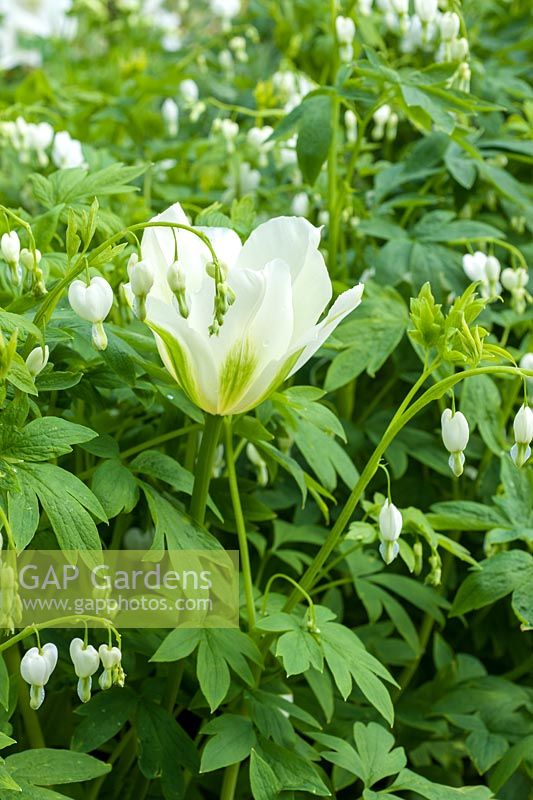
[0, 0, 532, 798]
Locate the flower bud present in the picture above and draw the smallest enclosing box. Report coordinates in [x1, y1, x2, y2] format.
[391, 0, 408, 14]
[179, 78, 199, 105]
[167, 261, 189, 318]
[510, 404, 533, 467]
[129, 260, 154, 297]
[379, 499, 402, 543]
[25, 345, 49, 377]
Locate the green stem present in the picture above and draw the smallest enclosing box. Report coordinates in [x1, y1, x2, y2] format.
[220, 761, 240, 800]
[189, 414, 223, 525]
[284, 363, 529, 609]
[224, 418, 256, 631]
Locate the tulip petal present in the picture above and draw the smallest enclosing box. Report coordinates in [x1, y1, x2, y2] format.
[217, 259, 293, 413]
[146, 296, 219, 413]
[288, 284, 364, 377]
[235, 216, 332, 338]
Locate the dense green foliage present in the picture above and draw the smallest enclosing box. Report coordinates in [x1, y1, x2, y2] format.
[0, 1, 532, 799]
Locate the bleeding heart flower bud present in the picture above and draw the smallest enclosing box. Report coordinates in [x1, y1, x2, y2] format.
[25, 344, 50, 377]
[510, 404, 533, 468]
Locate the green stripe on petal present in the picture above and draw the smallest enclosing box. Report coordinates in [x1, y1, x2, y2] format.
[149, 321, 201, 408]
[218, 337, 258, 414]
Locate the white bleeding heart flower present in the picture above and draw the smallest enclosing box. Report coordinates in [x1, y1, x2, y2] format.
[162, 98, 179, 137]
[335, 15, 356, 44]
[415, 0, 438, 23]
[20, 643, 58, 710]
[98, 644, 124, 690]
[124, 203, 364, 416]
[441, 409, 469, 477]
[68, 276, 114, 350]
[70, 638, 100, 703]
[52, 130, 86, 169]
[510, 404, 533, 468]
[378, 499, 402, 565]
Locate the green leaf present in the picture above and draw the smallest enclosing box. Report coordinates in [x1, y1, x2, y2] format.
[137, 701, 198, 793]
[450, 551, 533, 617]
[325, 284, 408, 391]
[0, 654, 9, 712]
[5, 417, 97, 462]
[389, 768, 494, 799]
[465, 729, 508, 774]
[5, 749, 110, 785]
[91, 459, 139, 519]
[461, 376, 503, 454]
[131, 450, 193, 495]
[196, 631, 231, 711]
[296, 95, 333, 185]
[72, 688, 137, 753]
[20, 463, 106, 550]
[249, 749, 280, 800]
[200, 715, 255, 773]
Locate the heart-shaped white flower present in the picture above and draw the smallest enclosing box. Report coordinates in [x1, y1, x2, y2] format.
[69, 638, 100, 678]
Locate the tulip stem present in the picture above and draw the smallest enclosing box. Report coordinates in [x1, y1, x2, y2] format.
[224, 418, 256, 631]
[189, 413, 223, 526]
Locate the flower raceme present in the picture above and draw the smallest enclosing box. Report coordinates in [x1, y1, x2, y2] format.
[124, 203, 364, 416]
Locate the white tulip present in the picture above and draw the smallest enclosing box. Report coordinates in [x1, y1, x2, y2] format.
[441, 409, 469, 476]
[439, 11, 460, 41]
[510, 404, 533, 468]
[70, 638, 100, 703]
[25, 345, 50, 377]
[162, 98, 179, 137]
[378, 499, 402, 564]
[291, 192, 310, 217]
[1, 231, 20, 266]
[68, 276, 114, 351]
[335, 15, 356, 44]
[415, 0, 438, 23]
[52, 130, 86, 169]
[124, 203, 364, 416]
[20, 643, 58, 710]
